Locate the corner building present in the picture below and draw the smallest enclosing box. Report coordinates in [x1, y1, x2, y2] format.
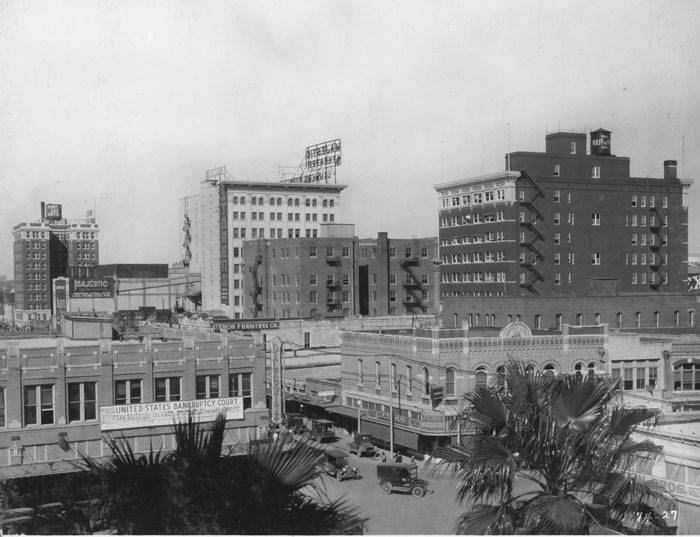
[180, 167, 345, 318]
[435, 129, 695, 330]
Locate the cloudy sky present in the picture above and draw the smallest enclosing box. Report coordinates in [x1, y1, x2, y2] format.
[1, 0, 698, 276]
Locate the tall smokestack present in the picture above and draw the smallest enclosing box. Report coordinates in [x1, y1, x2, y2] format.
[41, 202, 45, 220]
[664, 160, 678, 180]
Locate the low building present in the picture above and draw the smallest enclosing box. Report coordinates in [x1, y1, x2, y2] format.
[0, 333, 267, 478]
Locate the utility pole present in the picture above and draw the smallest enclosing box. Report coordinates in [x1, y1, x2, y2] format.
[357, 400, 362, 434]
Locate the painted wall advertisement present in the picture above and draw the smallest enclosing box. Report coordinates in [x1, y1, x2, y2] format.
[71, 278, 114, 298]
[100, 397, 244, 431]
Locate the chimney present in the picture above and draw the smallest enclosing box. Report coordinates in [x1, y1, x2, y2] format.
[41, 202, 46, 220]
[664, 160, 678, 180]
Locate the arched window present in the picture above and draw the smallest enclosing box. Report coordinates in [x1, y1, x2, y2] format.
[674, 311, 680, 328]
[673, 361, 700, 391]
[445, 367, 455, 396]
[616, 312, 622, 328]
[357, 359, 363, 384]
[543, 363, 556, 377]
[525, 364, 535, 375]
[474, 313, 480, 326]
[574, 362, 584, 378]
[594, 313, 601, 325]
[468, 313, 473, 327]
[635, 312, 641, 328]
[576, 313, 583, 325]
[555, 313, 562, 330]
[689, 310, 695, 328]
[475, 368, 488, 390]
[507, 314, 513, 324]
[587, 362, 597, 378]
[423, 367, 430, 395]
[491, 314, 496, 326]
[653, 311, 660, 328]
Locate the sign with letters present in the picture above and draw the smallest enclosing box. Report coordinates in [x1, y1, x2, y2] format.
[71, 278, 114, 298]
[100, 397, 244, 431]
[212, 318, 280, 332]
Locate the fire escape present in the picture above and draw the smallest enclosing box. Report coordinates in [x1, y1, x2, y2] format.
[400, 256, 429, 313]
[518, 172, 546, 295]
[648, 207, 664, 291]
[249, 254, 264, 317]
[325, 251, 342, 314]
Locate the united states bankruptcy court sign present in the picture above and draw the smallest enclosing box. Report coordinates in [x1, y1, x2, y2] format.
[100, 397, 244, 431]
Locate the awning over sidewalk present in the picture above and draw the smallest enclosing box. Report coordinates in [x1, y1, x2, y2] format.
[326, 405, 358, 419]
[360, 420, 420, 451]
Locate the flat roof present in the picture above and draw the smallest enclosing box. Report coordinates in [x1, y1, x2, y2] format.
[215, 180, 348, 193]
[434, 171, 521, 192]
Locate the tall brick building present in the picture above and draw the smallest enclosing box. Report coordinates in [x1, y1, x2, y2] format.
[241, 225, 438, 319]
[435, 129, 695, 330]
[13, 204, 100, 320]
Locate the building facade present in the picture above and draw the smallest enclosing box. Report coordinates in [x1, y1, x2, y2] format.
[13, 204, 100, 320]
[435, 129, 695, 329]
[241, 228, 439, 320]
[180, 167, 346, 318]
[0, 333, 267, 478]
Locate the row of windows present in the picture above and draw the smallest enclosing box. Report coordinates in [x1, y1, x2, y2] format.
[441, 251, 507, 265]
[25, 241, 47, 249]
[631, 272, 667, 285]
[232, 211, 336, 223]
[631, 195, 669, 209]
[439, 211, 508, 228]
[441, 189, 507, 208]
[232, 227, 328, 240]
[625, 214, 668, 227]
[8, 374, 253, 427]
[74, 241, 96, 249]
[231, 196, 336, 208]
[307, 290, 351, 304]
[464, 310, 695, 330]
[75, 252, 96, 260]
[27, 252, 47, 259]
[611, 366, 659, 391]
[630, 234, 666, 246]
[626, 253, 667, 265]
[441, 232, 507, 246]
[442, 272, 508, 283]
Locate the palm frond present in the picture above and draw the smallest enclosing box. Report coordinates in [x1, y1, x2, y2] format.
[523, 493, 587, 534]
[456, 503, 516, 535]
[550, 375, 611, 431]
[609, 407, 660, 436]
[466, 388, 510, 430]
[250, 436, 325, 490]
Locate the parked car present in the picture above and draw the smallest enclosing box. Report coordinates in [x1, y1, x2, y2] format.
[283, 413, 307, 435]
[348, 433, 376, 457]
[320, 448, 359, 481]
[309, 419, 336, 442]
[376, 463, 429, 497]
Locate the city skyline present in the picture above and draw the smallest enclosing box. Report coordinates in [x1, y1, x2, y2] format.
[2, 0, 699, 278]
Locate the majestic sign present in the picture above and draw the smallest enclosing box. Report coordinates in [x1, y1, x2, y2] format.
[282, 138, 342, 184]
[44, 203, 63, 220]
[71, 278, 114, 298]
[269, 338, 283, 425]
[305, 139, 341, 169]
[100, 397, 244, 431]
[212, 318, 280, 332]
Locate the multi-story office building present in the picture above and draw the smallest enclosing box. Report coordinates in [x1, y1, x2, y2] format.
[241, 226, 438, 319]
[435, 129, 695, 329]
[13, 204, 100, 320]
[180, 167, 346, 318]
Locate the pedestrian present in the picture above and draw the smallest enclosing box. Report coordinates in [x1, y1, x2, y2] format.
[380, 451, 387, 462]
[410, 455, 415, 464]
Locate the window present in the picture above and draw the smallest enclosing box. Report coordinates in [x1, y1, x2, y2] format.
[554, 273, 561, 285]
[592, 252, 600, 265]
[389, 247, 396, 258]
[24, 384, 54, 425]
[616, 312, 623, 328]
[576, 313, 583, 325]
[568, 212, 575, 225]
[594, 313, 601, 325]
[196, 375, 220, 399]
[673, 361, 700, 391]
[543, 363, 556, 377]
[230, 372, 252, 409]
[445, 367, 455, 396]
[662, 196, 668, 208]
[375, 361, 381, 387]
[309, 290, 317, 304]
[555, 313, 562, 329]
[674, 310, 680, 328]
[554, 166, 560, 178]
[554, 212, 560, 225]
[309, 246, 317, 258]
[592, 165, 600, 179]
[554, 233, 560, 245]
[406, 365, 413, 393]
[155, 377, 181, 402]
[423, 367, 430, 395]
[534, 314, 541, 330]
[342, 246, 350, 257]
[115, 379, 142, 405]
[474, 368, 488, 390]
[68, 382, 96, 422]
[592, 213, 600, 225]
[357, 359, 363, 384]
[309, 273, 317, 285]
[632, 195, 637, 207]
[391, 363, 397, 392]
[635, 312, 641, 328]
[569, 141, 576, 154]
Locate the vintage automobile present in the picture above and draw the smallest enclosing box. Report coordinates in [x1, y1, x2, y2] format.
[320, 448, 359, 481]
[309, 418, 336, 443]
[376, 462, 430, 497]
[348, 433, 377, 457]
[283, 413, 307, 435]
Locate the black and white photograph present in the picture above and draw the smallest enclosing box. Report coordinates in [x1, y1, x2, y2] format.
[1, 0, 699, 534]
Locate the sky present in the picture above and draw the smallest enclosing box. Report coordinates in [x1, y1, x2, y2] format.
[1, 0, 699, 277]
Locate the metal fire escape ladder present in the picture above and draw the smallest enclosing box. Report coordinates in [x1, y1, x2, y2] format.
[400, 257, 428, 313]
[648, 207, 664, 290]
[250, 254, 264, 316]
[517, 171, 546, 295]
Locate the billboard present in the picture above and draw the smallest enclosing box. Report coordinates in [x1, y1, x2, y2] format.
[100, 397, 244, 431]
[71, 278, 114, 298]
[305, 139, 341, 169]
[42, 203, 63, 221]
[590, 129, 611, 156]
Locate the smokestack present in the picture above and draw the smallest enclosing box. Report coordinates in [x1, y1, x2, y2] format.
[41, 202, 46, 220]
[664, 160, 678, 180]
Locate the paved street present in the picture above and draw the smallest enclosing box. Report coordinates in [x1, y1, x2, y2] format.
[308, 435, 464, 534]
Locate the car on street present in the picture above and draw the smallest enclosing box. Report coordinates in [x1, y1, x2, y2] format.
[309, 418, 336, 442]
[376, 462, 430, 497]
[320, 448, 360, 481]
[348, 433, 377, 457]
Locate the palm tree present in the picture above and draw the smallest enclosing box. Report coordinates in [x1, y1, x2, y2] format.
[435, 361, 676, 535]
[14, 414, 365, 534]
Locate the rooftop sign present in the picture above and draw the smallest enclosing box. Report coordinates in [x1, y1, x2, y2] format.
[212, 318, 280, 332]
[282, 138, 341, 184]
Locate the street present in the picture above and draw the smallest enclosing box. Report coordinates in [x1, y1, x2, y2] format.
[308, 435, 464, 534]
